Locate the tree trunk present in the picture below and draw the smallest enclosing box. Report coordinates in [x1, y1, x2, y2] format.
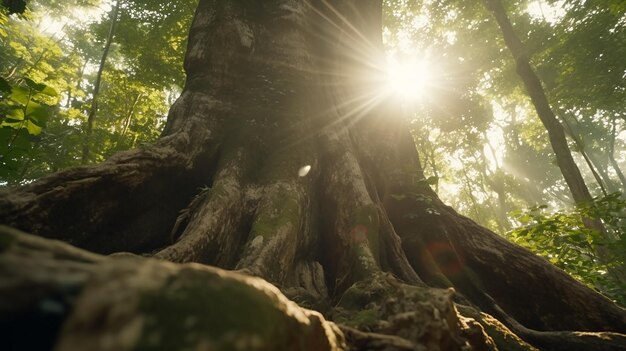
[609, 117, 626, 192]
[82, 0, 120, 164]
[482, 0, 592, 204]
[1, 1, 626, 350]
[560, 111, 615, 195]
[120, 93, 142, 137]
[483, 0, 626, 284]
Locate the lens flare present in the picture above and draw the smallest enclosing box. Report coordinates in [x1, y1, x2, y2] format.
[298, 165, 311, 177]
[385, 58, 432, 100]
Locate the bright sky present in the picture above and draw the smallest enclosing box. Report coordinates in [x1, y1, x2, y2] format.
[526, 0, 566, 24]
[40, 2, 109, 37]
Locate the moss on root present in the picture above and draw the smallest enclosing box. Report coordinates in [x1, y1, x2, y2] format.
[332, 274, 477, 350]
[137, 272, 278, 350]
[333, 308, 380, 329]
[134, 265, 342, 351]
[48, 257, 344, 351]
[250, 187, 301, 240]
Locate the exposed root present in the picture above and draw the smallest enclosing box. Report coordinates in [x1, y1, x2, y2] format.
[283, 260, 331, 312]
[482, 299, 626, 351]
[0, 228, 346, 351]
[376, 204, 424, 286]
[331, 274, 478, 350]
[0, 145, 201, 253]
[236, 180, 308, 284]
[155, 159, 248, 265]
[0, 226, 102, 350]
[319, 131, 388, 291]
[455, 304, 537, 351]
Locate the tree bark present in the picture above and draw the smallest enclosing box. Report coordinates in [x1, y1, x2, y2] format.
[1, 1, 626, 350]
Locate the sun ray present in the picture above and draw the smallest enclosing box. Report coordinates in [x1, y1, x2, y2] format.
[384, 57, 433, 101]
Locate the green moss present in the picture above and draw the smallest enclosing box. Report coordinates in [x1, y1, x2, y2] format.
[333, 308, 379, 328]
[251, 191, 300, 239]
[0, 226, 17, 253]
[336, 277, 389, 311]
[347, 205, 381, 279]
[135, 270, 293, 351]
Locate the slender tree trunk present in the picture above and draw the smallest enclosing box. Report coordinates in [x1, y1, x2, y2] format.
[559, 111, 615, 194]
[609, 117, 626, 192]
[120, 92, 142, 136]
[483, 0, 593, 205]
[1, 1, 626, 350]
[66, 59, 88, 108]
[82, 0, 120, 164]
[483, 0, 626, 283]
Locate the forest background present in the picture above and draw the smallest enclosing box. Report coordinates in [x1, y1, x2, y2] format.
[1, 0, 625, 304]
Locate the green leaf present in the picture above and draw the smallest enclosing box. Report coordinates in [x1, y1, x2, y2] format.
[1, 119, 22, 129]
[23, 77, 47, 92]
[25, 102, 49, 126]
[9, 86, 30, 105]
[22, 78, 58, 97]
[41, 86, 58, 97]
[25, 120, 42, 135]
[6, 108, 25, 121]
[2, 117, 24, 124]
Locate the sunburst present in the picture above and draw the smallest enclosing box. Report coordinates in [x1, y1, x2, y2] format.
[385, 57, 433, 101]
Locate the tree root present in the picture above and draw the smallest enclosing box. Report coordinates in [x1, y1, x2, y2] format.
[155, 158, 248, 264]
[0, 227, 346, 351]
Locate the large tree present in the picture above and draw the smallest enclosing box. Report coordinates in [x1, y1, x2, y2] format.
[1, 1, 625, 350]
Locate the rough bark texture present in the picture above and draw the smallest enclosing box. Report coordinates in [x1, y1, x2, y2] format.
[1, 1, 626, 350]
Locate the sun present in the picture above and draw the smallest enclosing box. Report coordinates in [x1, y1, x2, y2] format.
[385, 57, 433, 101]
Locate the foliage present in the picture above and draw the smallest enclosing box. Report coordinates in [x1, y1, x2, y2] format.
[0, 76, 58, 180]
[0, 0, 195, 182]
[1, 0, 27, 14]
[509, 193, 626, 305]
[112, 0, 196, 88]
